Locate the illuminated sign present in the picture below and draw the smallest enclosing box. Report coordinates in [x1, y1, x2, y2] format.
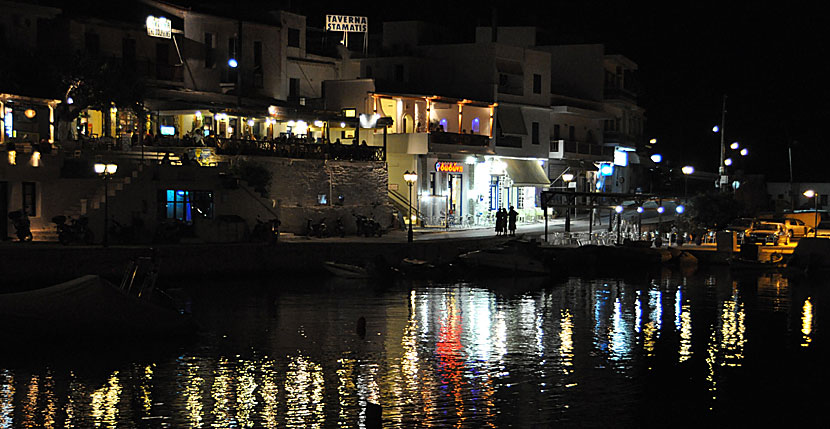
[342, 108, 357, 118]
[613, 148, 628, 167]
[435, 161, 463, 173]
[325, 15, 368, 32]
[599, 163, 614, 176]
[146, 16, 172, 39]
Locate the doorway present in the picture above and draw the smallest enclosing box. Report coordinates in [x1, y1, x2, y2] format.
[448, 174, 462, 224]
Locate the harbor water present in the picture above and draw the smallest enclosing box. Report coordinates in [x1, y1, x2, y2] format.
[0, 267, 826, 427]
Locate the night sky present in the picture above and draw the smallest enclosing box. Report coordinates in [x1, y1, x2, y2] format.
[43, 1, 830, 180]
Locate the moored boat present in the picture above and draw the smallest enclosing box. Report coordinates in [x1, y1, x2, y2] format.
[0, 275, 197, 343]
[322, 261, 372, 278]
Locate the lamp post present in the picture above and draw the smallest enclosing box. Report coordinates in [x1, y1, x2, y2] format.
[94, 162, 118, 247]
[403, 170, 418, 243]
[562, 173, 574, 233]
[681, 165, 694, 200]
[804, 190, 819, 237]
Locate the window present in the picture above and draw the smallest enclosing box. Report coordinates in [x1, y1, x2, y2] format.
[253, 41, 262, 70]
[553, 124, 560, 140]
[531, 122, 539, 144]
[287, 28, 300, 48]
[159, 190, 213, 222]
[22, 182, 36, 216]
[533, 74, 542, 94]
[550, 140, 559, 152]
[289, 78, 300, 99]
[569, 125, 575, 141]
[204, 32, 215, 68]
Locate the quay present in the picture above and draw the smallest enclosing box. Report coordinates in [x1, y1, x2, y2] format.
[0, 219, 794, 289]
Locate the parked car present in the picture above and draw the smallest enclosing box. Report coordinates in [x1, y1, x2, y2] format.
[725, 217, 756, 243]
[745, 221, 789, 245]
[814, 220, 830, 238]
[773, 218, 812, 238]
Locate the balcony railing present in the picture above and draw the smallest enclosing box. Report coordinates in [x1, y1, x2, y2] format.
[554, 140, 613, 157]
[429, 132, 490, 147]
[495, 135, 522, 148]
[603, 86, 637, 102]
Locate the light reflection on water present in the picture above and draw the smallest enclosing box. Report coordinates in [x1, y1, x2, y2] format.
[0, 268, 827, 427]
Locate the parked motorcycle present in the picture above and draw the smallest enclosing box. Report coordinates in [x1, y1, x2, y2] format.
[353, 213, 383, 237]
[7, 210, 33, 242]
[306, 218, 328, 238]
[334, 216, 345, 238]
[251, 216, 281, 244]
[52, 215, 94, 245]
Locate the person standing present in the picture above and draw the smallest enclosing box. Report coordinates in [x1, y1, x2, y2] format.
[495, 208, 504, 235]
[508, 206, 518, 236]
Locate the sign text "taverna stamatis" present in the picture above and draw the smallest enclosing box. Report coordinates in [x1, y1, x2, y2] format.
[326, 15, 368, 32]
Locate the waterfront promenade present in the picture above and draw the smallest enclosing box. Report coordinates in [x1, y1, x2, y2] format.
[0, 216, 792, 288]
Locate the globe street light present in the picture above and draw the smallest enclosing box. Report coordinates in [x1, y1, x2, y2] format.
[95, 162, 118, 247]
[804, 190, 819, 237]
[403, 170, 418, 243]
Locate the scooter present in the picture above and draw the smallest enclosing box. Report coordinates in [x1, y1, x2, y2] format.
[306, 218, 328, 238]
[354, 213, 383, 237]
[334, 216, 345, 238]
[52, 215, 94, 245]
[252, 216, 280, 243]
[7, 210, 33, 242]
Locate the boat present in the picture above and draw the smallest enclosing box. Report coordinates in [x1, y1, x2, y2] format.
[458, 242, 550, 275]
[787, 237, 830, 275]
[728, 255, 786, 270]
[0, 274, 197, 344]
[322, 261, 372, 278]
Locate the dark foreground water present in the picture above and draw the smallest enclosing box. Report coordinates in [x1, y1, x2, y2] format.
[1, 267, 827, 428]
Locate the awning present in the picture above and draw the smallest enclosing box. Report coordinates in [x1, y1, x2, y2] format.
[504, 158, 551, 187]
[497, 105, 527, 135]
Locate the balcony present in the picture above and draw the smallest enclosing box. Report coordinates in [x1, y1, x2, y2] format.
[430, 132, 492, 154]
[550, 139, 612, 160]
[603, 85, 637, 103]
[495, 135, 522, 148]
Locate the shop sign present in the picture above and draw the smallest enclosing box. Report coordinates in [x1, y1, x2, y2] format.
[146, 16, 172, 39]
[435, 161, 463, 173]
[326, 15, 368, 32]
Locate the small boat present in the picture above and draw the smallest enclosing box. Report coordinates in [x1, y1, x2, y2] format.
[459, 243, 550, 275]
[323, 261, 372, 279]
[0, 274, 197, 344]
[728, 254, 785, 270]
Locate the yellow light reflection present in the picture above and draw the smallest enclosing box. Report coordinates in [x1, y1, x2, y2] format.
[22, 375, 38, 428]
[90, 371, 122, 427]
[183, 361, 205, 427]
[559, 310, 574, 375]
[719, 291, 746, 367]
[235, 361, 257, 426]
[285, 354, 325, 428]
[259, 360, 280, 428]
[679, 304, 693, 362]
[211, 358, 233, 426]
[802, 297, 814, 347]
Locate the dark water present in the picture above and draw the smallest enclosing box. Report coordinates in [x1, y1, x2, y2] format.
[1, 267, 827, 428]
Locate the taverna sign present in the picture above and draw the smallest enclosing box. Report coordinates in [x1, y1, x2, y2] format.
[146, 15, 172, 39]
[325, 15, 368, 32]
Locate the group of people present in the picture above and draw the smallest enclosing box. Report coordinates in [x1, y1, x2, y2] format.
[495, 206, 519, 236]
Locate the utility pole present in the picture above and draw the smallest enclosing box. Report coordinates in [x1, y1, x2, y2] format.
[717, 95, 727, 192]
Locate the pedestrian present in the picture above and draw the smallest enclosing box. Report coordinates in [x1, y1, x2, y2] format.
[508, 206, 518, 236]
[499, 208, 507, 235]
[495, 208, 503, 235]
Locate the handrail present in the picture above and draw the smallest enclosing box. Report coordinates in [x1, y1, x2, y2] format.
[388, 188, 422, 221]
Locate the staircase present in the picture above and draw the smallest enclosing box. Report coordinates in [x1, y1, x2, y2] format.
[31, 160, 152, 242]
[388, 188, 421, 227]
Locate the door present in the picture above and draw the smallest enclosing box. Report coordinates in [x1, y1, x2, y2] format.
[448, 174, 462, 224]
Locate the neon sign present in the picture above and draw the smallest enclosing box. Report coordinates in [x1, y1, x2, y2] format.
[435, 161, 463, 173]
[146, 16, 172, 39]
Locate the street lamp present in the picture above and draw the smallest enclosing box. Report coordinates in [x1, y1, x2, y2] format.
[95, 162, 118, 247]
[804, 190, 819, 237]
[403, 170, 417, 243]
[681, 165, 694, 199]
[562, 173, 574, 233]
